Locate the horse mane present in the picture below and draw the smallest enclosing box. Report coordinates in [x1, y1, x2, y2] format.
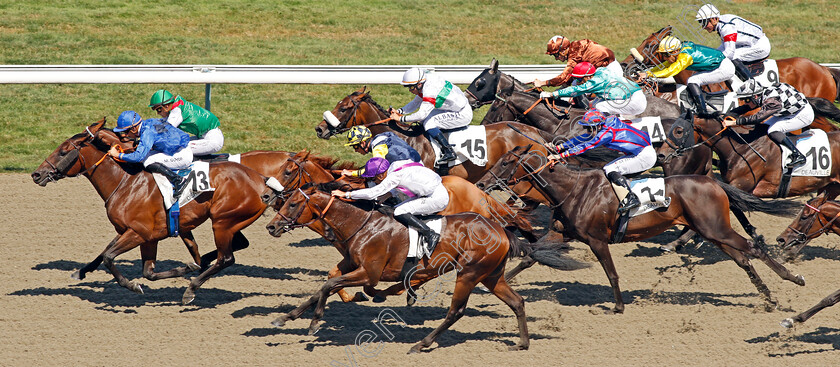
[353, 91, 389, 114]
[306, 153, 357, 170]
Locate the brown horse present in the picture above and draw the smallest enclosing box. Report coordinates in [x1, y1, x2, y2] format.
[776, 198, 840, 328]
[314, 87, 553, 183]
[624, 26, 840, 102]
[262, 150, 538, 303]
[475, 145, 805, 313]
[264, 182, 582, 353]
[31, 119, 271, 304]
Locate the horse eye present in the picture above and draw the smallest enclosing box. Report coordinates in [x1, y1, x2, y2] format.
[476, 79, 486, 89]
[501, 160, 509, 166]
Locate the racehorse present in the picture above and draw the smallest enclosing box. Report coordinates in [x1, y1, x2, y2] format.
[264, 182, 584, 353]
[623, 26, 840, 132]
[776, 198, 840, 328]
[31, 119, 271, 304]
[463, 60, 713, 177]
[475, 145, 805, 313]
[314, 87, 553, 183]
[262, 150, 539, 303]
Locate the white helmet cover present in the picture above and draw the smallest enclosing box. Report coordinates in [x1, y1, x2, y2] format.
[401, 67, 426, 86]
[735, 79, 765, 100]
[695, 3, 720, 21]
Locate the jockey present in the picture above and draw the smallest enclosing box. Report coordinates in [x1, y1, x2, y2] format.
[533, 36, 623, 88]
[544, 110, 655, 213]
[539, 62, 647, 116]
[696, 3, 770, 81]
[389, 67, 473, 165]
[331, 157, 449, 253]
[107, 110, 192, 198]
[723, 79, 813, 169]
[149, 89, 224, 157]
[640, 35, 735, 117]
[341, 126, 422, 177]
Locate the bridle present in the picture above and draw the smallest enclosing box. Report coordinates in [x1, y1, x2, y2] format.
[485, 150, 577, 209]
[323, 95, 364, 138]
[275, 157, 315, 202]
[275, 188, 373, 244]
[785, 202, 840, 246]
[40, 126, 109, 182]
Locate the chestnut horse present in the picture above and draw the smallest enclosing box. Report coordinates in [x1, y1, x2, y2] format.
[475, 145, 805, 313]
[624, 26, 840, 102]
[314, 87, 552, 183]
[264, 182, 582, 353]
[31, 119, 271, 304]
[776, 198, 840, 328]
[263, 150, 538, 303]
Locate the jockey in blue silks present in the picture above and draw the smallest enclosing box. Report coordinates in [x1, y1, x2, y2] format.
[544, 109, 656, 213]
[108, 110, 192, 199]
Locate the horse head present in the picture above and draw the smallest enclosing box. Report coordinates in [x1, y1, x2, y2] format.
[31, 118, 108, 186]
[266, 183, 322, 237]
[316, 86, 389, 139]
[622, 26, 673, 81]
[475, 144, 538, 191]
[776, 197, 829, 255]
[465, 59, 503, 108]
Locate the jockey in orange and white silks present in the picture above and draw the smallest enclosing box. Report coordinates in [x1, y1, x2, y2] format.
[696, 3, 770, 81]
[533, 36, 622, 88]
[389, 68, 473, 164]
[332, 157, 449, 252]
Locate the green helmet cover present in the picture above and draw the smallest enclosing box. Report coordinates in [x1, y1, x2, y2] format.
[149, 89, 175, 107]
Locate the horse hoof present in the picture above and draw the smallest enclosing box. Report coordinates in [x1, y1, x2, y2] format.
[780, 318, 795, 329]
[71, 270, 83, 281]
[372, 294, 387, 303]
[271, 315, 290, 327]
[352, 292, 369, 302]
[795, 274, 805, 286]
[407, 344, 424, 354]
[186, 262, 201, 272]
[406, 293, 416, 307]
[508, 344, 529, 351]
[308, 321, 323, 336]
[181, 290, 195, 305]
[130, 283, 144, 295]
[659, 243, 679, 252]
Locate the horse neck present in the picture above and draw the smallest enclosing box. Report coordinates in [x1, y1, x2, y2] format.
[700, 122, 772, 176]
[80, 145, 133, 204]
[358, 100, 388, 123]
[523, 162, 601, 209]
[302, 160, 337, 185]
[309, 192, 381, 245]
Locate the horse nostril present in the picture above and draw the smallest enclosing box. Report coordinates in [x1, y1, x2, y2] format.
[315, 126, 323, 134]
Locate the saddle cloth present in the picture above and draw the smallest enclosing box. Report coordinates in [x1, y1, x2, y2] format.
[152, 161, 215, 209]
[627, 116, 665, 143]
[623, 177, 671, 217]
[782, 129, 831, 177]
[430, 125, 489, 167]
[677, 86, 739, 115]
[407, 217, 445, 258]
[730, 59, 781, 90]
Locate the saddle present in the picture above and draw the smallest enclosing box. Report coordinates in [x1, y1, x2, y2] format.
[194, 153, 230, 163]
[744, 57, 768, 77]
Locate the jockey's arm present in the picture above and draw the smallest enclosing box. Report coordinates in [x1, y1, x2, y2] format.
[397, 96, 423, 116]
[166, 107, 184, 128]
[563, 130, 610, 156]
[547, 63, 575, 87]
[735, 97, 783, 125]
[399, 98, 435, 123]
[347, 172, 400, 200]
[717, 26, 738, 59]
[348, 144, 389, 177]
[552, 79, 597, 98]
[118, 129, 155, 163]
[647, 53, 693, 78]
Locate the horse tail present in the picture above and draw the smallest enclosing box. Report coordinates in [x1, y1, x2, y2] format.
[807, 97, 840, 124]
[504, 230, 590, 270]
[481, 191, 535, 239]
[717, 181, 800, 216]
[827, 67, 840, 103]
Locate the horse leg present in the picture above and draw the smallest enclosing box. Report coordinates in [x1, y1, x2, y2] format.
[409, 271, 479, 353]
[328, 262, 368, 303]
[781, 288, 840, 328]
[660, 227, 696, 253]
[140, 241, 198, 280]
[72, 235, 119, 280]
[182, 228, 240, 305]
[482, 269, 529, 351]
[179, 232, 202, 271]
[730, 207, 764, 246]
[504, 255, 536, 282]
[101, 230, 147, 294]
[587, 240, 625, 313]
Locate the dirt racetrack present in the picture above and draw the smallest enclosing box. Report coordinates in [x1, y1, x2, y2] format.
[2, 172, 840, 366]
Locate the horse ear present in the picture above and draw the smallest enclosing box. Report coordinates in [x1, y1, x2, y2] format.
[362, 85, 367, 93]
[523, 144, 533, 153]
[490, 58, 498, 74]
[90, 117, 106, 134]
[293, 149, 309, 160]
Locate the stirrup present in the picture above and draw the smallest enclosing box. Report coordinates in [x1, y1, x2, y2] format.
[786, 155, 806, 169]
[618, 196, 640, 214]
[438, 150, 457, 163]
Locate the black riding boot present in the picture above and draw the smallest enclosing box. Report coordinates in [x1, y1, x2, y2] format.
[395, 213, 441, 256]
[732, 59, 753, 82]
[607, 171, 640, 214]
[687, 83, 711, 117]
[147, 162, 187, 198]
[769, 131, 806, 169]
[573, 94, 591, 109]
[429, 129, 457, 164]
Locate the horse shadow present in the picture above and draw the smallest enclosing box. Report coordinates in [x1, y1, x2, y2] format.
[288, 238, 333, 248]
[517, 280, 758, 309]
[747, 327, 840, 356]
[240, 301, 554, 352]
[32, 259, 328, 281]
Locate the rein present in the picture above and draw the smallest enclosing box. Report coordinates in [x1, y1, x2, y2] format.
[281, 189, 373, 244]
[787, 203, 840, 243]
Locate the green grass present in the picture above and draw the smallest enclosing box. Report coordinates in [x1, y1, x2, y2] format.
[2, 0, 839, 171]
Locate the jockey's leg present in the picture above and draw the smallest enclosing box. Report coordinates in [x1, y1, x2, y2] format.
[687, 58, 736, 116]
[424, 107, 471, 164]
[188, 128, 224, 156]
[428, 127, 457, 163]
[144, 149, 192, 198]
[731, 58, 753, 82]
[686, 83, 709, 116]
[767, 105, 814, 169]
[604, 146, 656, 213]
[393, 186, 449, 254]
[594, 90, 647, 118]
[606, 171, 639, 213]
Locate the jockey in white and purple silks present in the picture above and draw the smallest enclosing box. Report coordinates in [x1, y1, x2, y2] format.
[544, 109, 655, 213]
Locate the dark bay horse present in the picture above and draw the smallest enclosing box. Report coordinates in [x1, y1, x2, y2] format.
[264, 183, 583, 353]
[776, 198, 840, 328]
[31, 119, 271, 304]
[475, 145, 805, 313]
[263, 150, 538, 303]
[463, 60, 713, 177]
[314, 87, 553, 183]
